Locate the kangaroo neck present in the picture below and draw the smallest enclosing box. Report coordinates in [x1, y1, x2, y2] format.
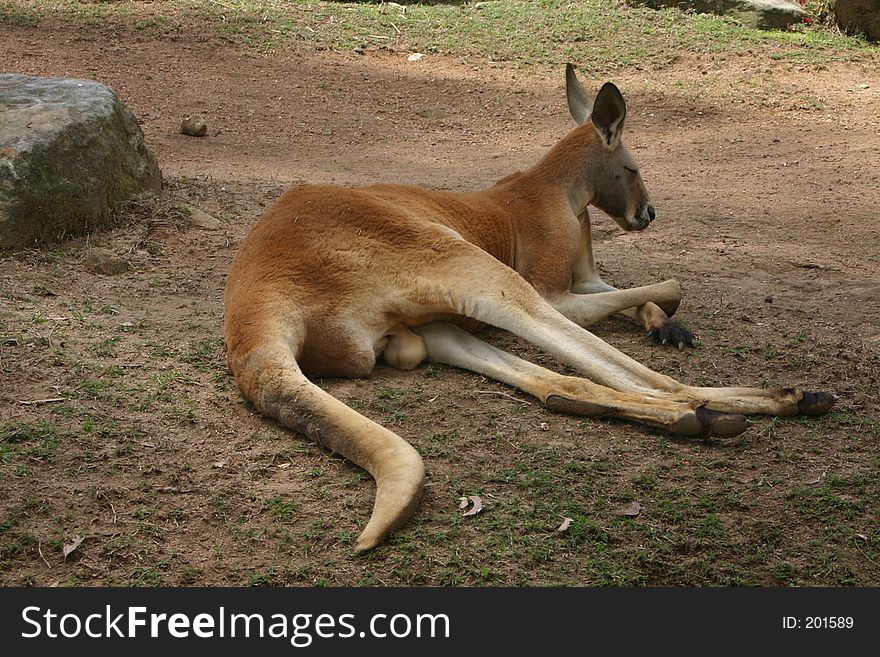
[524, 123, 598, 216]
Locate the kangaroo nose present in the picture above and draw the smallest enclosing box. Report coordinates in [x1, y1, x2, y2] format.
[647, 205, 656, 222]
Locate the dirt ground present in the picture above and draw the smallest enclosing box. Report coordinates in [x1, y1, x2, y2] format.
[1, 17, 878, 586]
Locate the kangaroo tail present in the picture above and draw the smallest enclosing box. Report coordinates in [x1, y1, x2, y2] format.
[230, 342, 425, 551]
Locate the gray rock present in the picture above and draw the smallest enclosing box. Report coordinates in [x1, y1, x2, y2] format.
[632, 0, 810, 30]
[0, 74, 161, 249]
[833, 0, 880, 41]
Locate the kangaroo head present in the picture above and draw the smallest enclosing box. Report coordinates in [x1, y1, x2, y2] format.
[565, 64, 655, 231]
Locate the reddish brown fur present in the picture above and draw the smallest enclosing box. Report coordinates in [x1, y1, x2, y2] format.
[224, 68, 833, 551]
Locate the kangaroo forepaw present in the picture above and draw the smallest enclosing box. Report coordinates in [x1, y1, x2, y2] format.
[797, 390, 836, 416]
[648, 319, 695, 350]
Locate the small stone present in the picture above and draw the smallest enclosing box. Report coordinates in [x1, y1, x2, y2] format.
[187, 206, 223, 230]
[83, 248, 131, 276]
[180, 115, 208, 137]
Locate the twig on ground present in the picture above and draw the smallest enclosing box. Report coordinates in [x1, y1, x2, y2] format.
[476, 390, 531, 404]
[37, 539, 51, 569]
[18, 398, 66, 406]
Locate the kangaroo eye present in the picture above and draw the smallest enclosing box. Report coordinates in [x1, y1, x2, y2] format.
[624, 166, 639, 174]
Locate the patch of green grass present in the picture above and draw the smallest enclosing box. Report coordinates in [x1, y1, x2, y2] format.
[78, 377, 115, 401]
[653, 486, 692, 523]
[128, 371, 197, 412]
[0, 421, 65, 463]
[0, 2, 41, 26]
[384, 409, 407, 425]
[376, 387, 406, 400]
[0, 516, 19, 534]
[180, 337, 226, 372]
[177, 566, 204, 585]
[423, 363, 447, 378]
[127, 566, 164, 587]
[419, 431, 459, 458]
[0, 531, 36, 563]
[6, 1, 875, 71]
[110, 439, 131, 458]
[248, 567, 280, 586]
[263, 495, 298, 521]
[132, 506, 157, 520]
[787, 479, 867, 522]
[371, 386, 418, 425]
[162, 403, 197, 425]
[696, 513, 726, 539]
[88, 335, 124, 358]
[143, 340, 174, 359]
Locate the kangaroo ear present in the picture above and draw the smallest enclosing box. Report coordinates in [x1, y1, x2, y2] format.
[565, 63, 593, 125]
[590, 82, 626, 149]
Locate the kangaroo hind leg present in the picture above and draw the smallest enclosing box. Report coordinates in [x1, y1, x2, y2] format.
[426, 242, 835, 420]
[414, 322, 747, 438]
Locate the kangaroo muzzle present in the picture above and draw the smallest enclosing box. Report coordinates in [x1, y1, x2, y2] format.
[631, 203, 655, 230]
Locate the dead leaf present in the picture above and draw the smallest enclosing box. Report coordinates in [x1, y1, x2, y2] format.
[540, 422, 549, 431]
[462, 495, 483, 517]
[407, 53, 424, 62]
[805, 472, 826, 485]
[855, 533, 868, 542]
[616, 501, 641, 517]
[62, 536, 84, 561]
[213, 460, 227, 469]
[556, 517, 573, 532]
[458, 496, 469, 509]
